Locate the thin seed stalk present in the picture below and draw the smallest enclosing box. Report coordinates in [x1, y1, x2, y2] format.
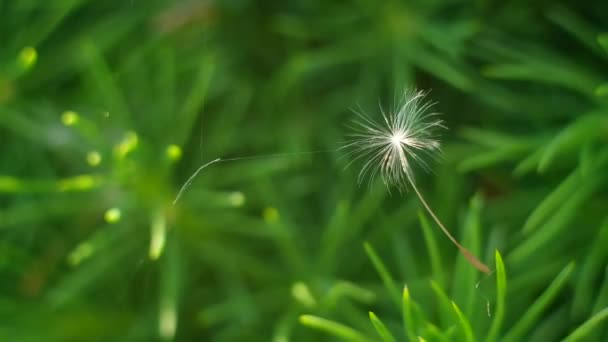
[409, 177, 490, 274]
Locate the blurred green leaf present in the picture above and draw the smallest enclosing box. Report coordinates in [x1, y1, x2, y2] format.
[451, 301, 474, 342]
[486, 250, 506, 342]
[503, 262, 575, 342]
[369, 311, 396, 342]
[364, 242, 400, 307]
[299, 315, 370, 342]
[562, 307, 608, 342]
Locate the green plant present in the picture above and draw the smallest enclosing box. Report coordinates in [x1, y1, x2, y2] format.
[1, 1, 607, 341]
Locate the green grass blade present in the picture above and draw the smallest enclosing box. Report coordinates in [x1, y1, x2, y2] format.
[369, 311, 396, 342]
[422, 322, 450, 342]
[349, 187, 389, 240]
[562, 308, 608, 342]
[175, 56, 215, 145]
[0, 174, 103, 193]
[319, 200, 350, 274]
[45, 226, 135, 308]
[509, 175, 604, 266]
[592, 268, 608, 314]
[595, 83, 608, 97]
[522, 168, 580, 234]
[324, 281, 376, 308]
[503, 262, 575, 342]
[458, 146, 529, 172]
[452, 194, 483, 318]
[419, 212, 444, 286]
[482, 61, 598, 95]
[80, 40, 132, 122]
[429, 280, 455, 330]
[572, 218, 608, 318]
[597, 33, 608, 56]
[159, 237, 181, 341]
[513, 146, 545, 177]
[459, 127, 532, 148]
[156, 46, 176, 126]
[578, 144, 594, 177]
[272, 311, 297, 342]
[402, 286, 419, 342]
[529, 307, 569, 341]
[451, 301, 475, 342]
[538, 114, 608, 172]
[364, 242, 400, 307]
[299, 315, 370, 342]
[545, 6, 604, 56]
[486, 250, 506, 342]
[409, 44, 472, 91]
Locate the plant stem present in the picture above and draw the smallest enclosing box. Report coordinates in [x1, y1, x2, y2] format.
[409, 179, 490, 274]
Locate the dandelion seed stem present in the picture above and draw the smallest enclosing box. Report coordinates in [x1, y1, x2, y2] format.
[409, 178, 490, 274]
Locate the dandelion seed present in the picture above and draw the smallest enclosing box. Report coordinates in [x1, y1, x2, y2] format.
[343, 89, 490, 274]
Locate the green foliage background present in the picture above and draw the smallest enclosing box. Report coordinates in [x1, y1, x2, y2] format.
[1, 1, 608, 341]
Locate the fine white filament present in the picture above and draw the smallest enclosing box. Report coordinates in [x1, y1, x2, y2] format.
[173, 158, 221, 205]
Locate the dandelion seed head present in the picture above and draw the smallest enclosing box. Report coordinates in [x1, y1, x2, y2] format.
[342, 90, 491, 274]
[343, 89, 444, 191]
[391, 132, 403, 146]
